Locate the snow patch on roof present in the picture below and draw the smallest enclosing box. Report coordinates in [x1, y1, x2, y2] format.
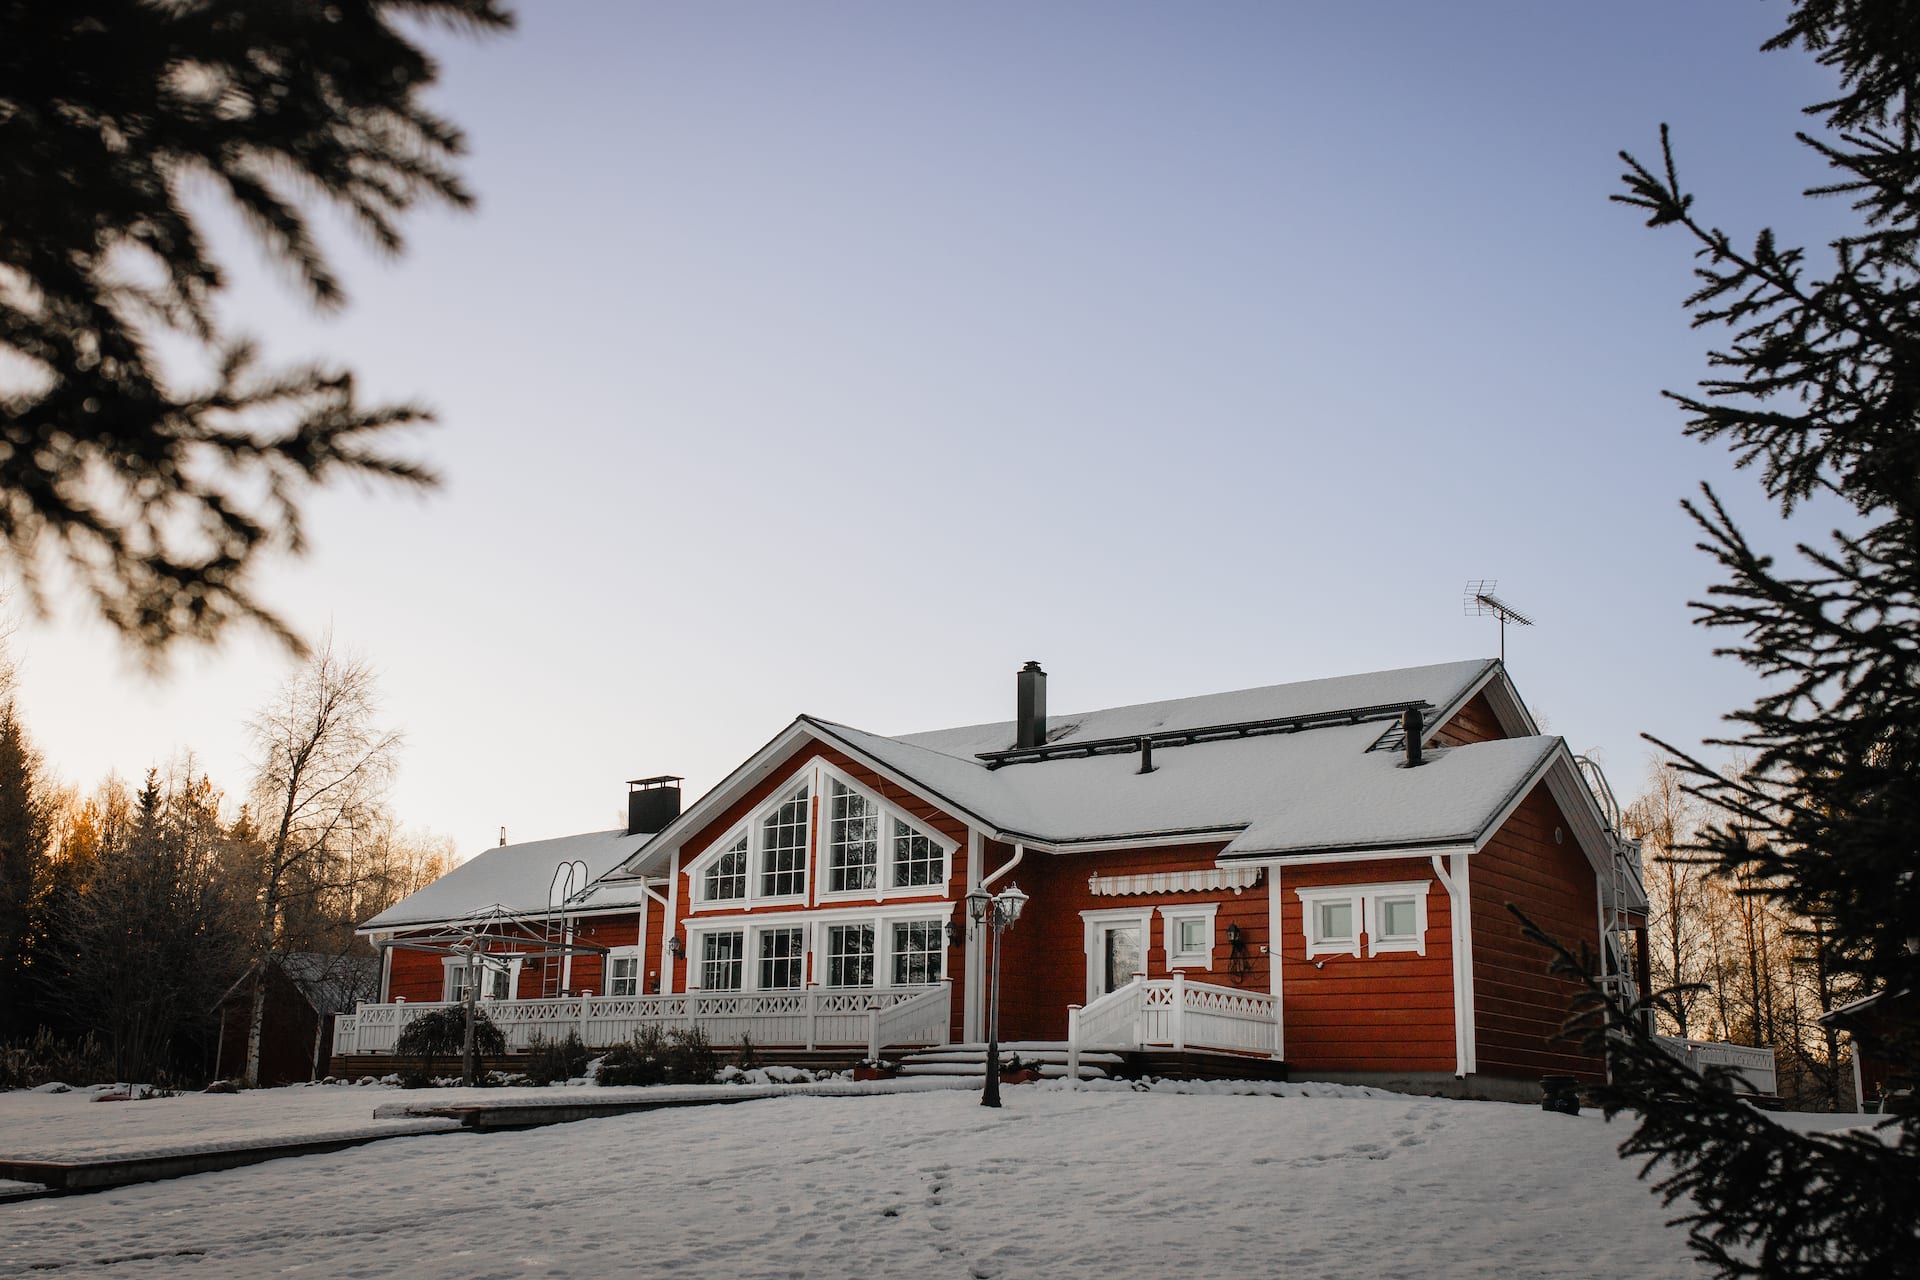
[359, 829, 648, 931]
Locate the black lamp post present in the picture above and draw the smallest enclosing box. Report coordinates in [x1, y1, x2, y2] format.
[967, 882, 1029, 1108]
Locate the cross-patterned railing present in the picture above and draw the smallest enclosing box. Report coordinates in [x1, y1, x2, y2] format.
[1653, 1034, 1778, 1096]
[1066, 973, 1278, 1080]
[333, 986, 950, 1056]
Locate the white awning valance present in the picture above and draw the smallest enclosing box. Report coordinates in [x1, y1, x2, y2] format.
[1087, 866, 1264, 897]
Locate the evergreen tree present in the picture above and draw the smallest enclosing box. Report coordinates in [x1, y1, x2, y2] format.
[0, 700, 50, 1037]
[1574, 1, 1920, 1273]
[0, 1, 510, 655]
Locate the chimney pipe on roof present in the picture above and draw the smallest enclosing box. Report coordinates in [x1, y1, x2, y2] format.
[1402, 706, 1425, 768]
[627, 776, 684, 835]
[1016, 661, 1048, 750]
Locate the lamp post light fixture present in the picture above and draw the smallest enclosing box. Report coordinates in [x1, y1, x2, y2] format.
[968, 882, 1030, 1108]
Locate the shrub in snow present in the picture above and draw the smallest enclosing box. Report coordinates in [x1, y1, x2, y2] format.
[0, 1029, 114, 1091]
[394, 1006, 505, 1081]
[734, 1035, 761, 1072]
[595, 1027, 668, 1087]
[663, 1026, 718, 1085]
[523, 1031, 590, 1086]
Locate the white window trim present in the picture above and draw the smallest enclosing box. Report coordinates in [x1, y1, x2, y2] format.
[1081, 908, 1155, 1004]
[1158, 902, 1221, 970]
[1294, 880, 1431, 959]
[683, 760, 956, 915]
[683, 903, 952, 993]
[440, 954, 522, 1002]
[604, 946, 643, 997]
[815, 761, 955, 906]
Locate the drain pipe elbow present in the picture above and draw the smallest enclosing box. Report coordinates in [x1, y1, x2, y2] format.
[1431, 854, 1469, 1079]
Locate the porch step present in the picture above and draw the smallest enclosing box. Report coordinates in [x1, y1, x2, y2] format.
[895, 1043, 1118, 1082]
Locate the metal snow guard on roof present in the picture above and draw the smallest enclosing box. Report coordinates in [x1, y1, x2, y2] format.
[975, 700, 1434, 769]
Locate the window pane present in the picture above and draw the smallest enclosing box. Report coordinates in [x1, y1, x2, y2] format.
[608, 956, 639, 997]
[705, 834, 747, 901]
[1381, 898, 1418, 939]
[701, 931, 744, 991]
[828, 781, 879, 893]
[891, 820, 943, 888]
[892, 921, 944, 986]
[1177, 918, 1207, 954]
[826, 924, 875, 987]
[759, 927, 805, 989]
[760, 786, 810, 897]
[1318, 900, 1353, 942]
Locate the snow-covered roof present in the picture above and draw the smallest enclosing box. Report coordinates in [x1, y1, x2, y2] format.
[359, 829, 650, 932]
[623, 657, 1582, 871]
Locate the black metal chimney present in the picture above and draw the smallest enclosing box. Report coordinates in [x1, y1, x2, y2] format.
[1016, 661, 1048, 750]
[1402, 707, 1424, 768]
[627, 776, 683, 835]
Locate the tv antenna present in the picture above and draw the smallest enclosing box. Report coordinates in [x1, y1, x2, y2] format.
[1464, 580, 1535, 663]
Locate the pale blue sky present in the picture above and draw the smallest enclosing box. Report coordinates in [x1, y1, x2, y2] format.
[16, 2, 1853, 855]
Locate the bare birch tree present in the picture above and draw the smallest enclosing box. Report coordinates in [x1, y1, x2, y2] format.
[1623, 762, 1714, 1037]
[242, 638, 399, 1085]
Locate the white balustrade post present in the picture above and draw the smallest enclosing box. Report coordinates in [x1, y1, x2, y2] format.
[806, 985, 819, 1052]
[868, 1008, 881, 1062]
[1066, 1004, 1082, 1089]
[1171, 971, 1188, 1052]
[579, 991, 591, 1044]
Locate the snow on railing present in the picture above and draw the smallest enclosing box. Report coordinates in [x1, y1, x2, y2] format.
[867, 980, 953, 1059]
[336, 987, 947, 1056]
[1066, 973, 1278, 1083]
[1653, 1034, 1778, 1096]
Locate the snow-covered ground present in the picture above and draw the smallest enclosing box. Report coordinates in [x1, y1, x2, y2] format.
[4, 1083, 1874, 1279]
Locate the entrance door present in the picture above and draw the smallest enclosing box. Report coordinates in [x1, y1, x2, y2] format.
[1098, 923, 1143, 996]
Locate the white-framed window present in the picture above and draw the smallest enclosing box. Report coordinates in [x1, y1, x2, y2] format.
[1295, 881, 1430, 959]
[759, 926, 806, 989]
[891, 920, 944, 986]
[760, 786, 811, 898]
[605, 949, 641, 997]
[686, 761, 954, 911]
[1159, 903, 1220, 969]
[442, 955, 519, 1002]
[705, 835, 747, 901]
[825, 923, 876, 987]
[701, 930, 745, 991]
[828, 780, 879, 893]
[1368, 890, 1428, 955]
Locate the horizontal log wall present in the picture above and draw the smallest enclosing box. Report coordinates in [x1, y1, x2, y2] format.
[1470, 782, 1605, 1080]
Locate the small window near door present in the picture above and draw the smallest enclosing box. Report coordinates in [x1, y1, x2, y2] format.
[1315, 900, 1355, 949]
[606, 954, 640, 997]
[1368, 892, 1427, 956]
[1162, 906, 1218, 969]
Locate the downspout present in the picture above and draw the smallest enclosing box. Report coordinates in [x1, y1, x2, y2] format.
[982, 841, 1025, 890]
[1431, 854, 1470, 1079]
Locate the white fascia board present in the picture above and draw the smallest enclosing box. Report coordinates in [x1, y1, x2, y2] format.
[1424, 660, 1538, 745]
[1224, 844, 1477, 869]
[620, 720, 825, 877]
[1538, 749, 1621, 879]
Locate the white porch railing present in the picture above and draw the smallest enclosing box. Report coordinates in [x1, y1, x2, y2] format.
[1654, 1034, 1778, 1096]
[1066, 973, 1279, 1081]
[333, 985, 952, 1057]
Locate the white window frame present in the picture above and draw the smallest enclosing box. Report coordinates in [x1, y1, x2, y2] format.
[683, 903, 951, 992]
[1295, 880, 1431, 959]
[824, 921, 877, 989]
[440, 954, 522, 1002]
[604, 947, 642, 997]
[682, 761, 956, 914]
[696, 927, 748, 992]
[1158, 902, 1220, 970]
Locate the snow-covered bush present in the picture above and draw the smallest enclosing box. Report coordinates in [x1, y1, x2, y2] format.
[523, 1031, 590, 1086]
[595, 1027, 667, 1087]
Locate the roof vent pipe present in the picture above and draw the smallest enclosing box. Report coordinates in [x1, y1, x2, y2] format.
[1016, 661, 1048, 750]
[1138, 736, 1156, 774]
[1402, 706, 1424, 768]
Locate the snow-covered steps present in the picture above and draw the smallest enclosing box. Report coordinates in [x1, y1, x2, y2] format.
[896, 1044, 1123, 1082]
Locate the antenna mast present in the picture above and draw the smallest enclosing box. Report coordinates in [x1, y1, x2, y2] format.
[1464, 580, 1535, 663]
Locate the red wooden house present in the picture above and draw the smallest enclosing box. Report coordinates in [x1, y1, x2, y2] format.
[343, 658, 1650, 1097]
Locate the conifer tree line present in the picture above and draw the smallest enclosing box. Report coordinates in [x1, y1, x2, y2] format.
[0, 639, 453, 1085]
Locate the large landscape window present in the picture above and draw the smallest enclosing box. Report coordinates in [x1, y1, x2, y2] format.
[891, 920, 943, 986]
[759, 926, 805, 989]
[759, 786, 810, 898]
[828, 781, 879, 892]
[826, 923, 875, 987]
[702, 930, 745, 991]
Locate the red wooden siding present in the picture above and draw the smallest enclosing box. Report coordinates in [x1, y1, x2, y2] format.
[1277, 858, 1456, 1074]
[1435, 691, 1505, 747]
[988, 841, 1268, 1044]
[1470, 782, 1606, 1080]
[387, 943, 443, 1003]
